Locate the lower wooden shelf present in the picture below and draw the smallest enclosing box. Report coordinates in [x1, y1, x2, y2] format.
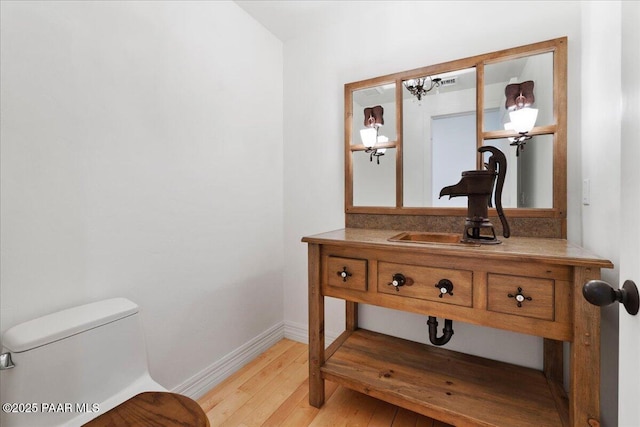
[322, 329, 568, 427]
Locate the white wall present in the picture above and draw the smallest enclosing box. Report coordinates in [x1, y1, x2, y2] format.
[0, 0, 284, 394]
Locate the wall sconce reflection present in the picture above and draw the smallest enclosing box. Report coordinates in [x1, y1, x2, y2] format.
[360, 105, 387, 164]
[503, 80, 538, 156]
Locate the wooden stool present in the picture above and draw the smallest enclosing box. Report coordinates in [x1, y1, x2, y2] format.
[83, 392, 209, 427]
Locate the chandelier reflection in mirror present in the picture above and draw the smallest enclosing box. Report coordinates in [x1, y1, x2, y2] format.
[503, 80, 538, 156]
[403, 76, 442, 102]
[360, 105, 388, 164]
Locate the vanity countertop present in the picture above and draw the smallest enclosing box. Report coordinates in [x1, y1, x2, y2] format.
[302, 228, 613, 269]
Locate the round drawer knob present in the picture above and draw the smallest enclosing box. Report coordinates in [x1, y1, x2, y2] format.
[435, 279, 454, 298]
[388, 273, 406, 291]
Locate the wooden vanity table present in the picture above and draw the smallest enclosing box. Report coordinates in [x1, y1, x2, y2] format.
[303, 228, 613, 427]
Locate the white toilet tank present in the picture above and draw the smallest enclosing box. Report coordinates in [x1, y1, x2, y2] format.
[0, 298, 165, 427]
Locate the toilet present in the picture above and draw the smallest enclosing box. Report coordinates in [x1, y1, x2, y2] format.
[0, 298, 209, 426]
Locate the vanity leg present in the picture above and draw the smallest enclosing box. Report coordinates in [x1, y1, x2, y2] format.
[346, 301, 358, 331]
[308, 244, 325, 407]
[544, 338, 569, 426]
[570, 267, 601, 427]
[544, 339, 564, 381]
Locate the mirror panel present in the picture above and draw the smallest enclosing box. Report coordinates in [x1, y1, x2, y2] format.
[481, 135, 553, 208]
[481, 137, 518, 208]
[352, 83, 397, 146]
[483, 52, 554, 132]
[353, 148, 396, 206]
[403, 68, 477, 207]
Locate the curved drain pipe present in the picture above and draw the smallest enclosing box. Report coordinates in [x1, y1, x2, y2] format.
[427, 316, 454, 346]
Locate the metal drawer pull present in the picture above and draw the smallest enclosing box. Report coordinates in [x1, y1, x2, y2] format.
[337, 267, 352, 282]
[388, 273, 406, 291]
[435, 279, 454, 298]
[508, 287, 532, 307]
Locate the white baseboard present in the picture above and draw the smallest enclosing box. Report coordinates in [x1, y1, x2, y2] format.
[173, 320, 341, 400]
[283, 320, 309, 343]
[172, 321, 285, 399]
[284, 320, 340, 347]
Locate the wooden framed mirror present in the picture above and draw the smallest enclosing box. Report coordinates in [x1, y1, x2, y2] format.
[345, 38, 567, 238]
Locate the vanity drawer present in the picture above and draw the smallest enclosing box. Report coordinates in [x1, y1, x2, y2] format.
[487, 274, 554, 321]
[325, 256, 368, 291]
[377, 262, 472, 307]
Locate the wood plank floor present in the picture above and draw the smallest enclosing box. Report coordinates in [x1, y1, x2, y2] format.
[197, 339, 452, 427]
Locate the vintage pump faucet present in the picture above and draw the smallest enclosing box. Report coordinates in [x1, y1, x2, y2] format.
[439, 146, 510, 244]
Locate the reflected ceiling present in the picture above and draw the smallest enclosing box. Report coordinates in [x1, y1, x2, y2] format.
[353, 59, 528, 107]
